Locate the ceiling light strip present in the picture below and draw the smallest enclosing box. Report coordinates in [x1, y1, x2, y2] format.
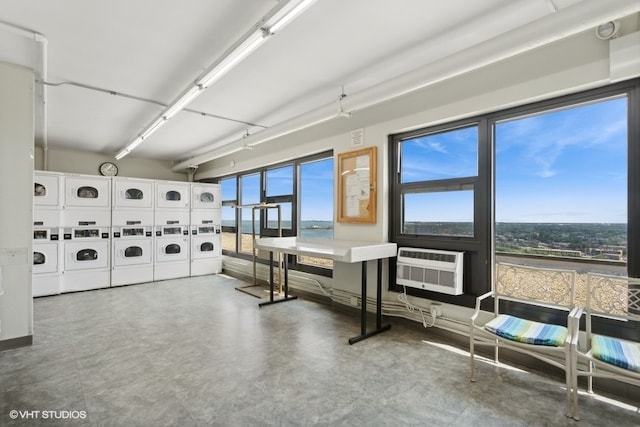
[197, 34, 266, 88]
[114, 0, 316, 160]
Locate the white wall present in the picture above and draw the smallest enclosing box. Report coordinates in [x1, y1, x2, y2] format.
[195, 27, 628, 328]
[0, 61, 34, 345]
[35, 146, 188, 181]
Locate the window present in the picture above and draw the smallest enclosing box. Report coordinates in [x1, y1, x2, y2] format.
[221, 177, 237, 252]
[264, 165, 294, 234]
[395, 124, 479, 238]
[494, 96, 629, 307]
[299, 157, 334, 268]
[219, 151, 334, 275]
[389, 81, 640, 343]
[239, 173, 260, 254]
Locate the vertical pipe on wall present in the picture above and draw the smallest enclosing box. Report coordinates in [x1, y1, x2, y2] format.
[35, 33, 48, 171]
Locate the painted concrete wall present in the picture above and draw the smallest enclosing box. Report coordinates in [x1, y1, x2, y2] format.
[0, 61, 34, 344]
[35, 146, 188, 181]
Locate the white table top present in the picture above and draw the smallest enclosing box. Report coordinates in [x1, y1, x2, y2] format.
[254, 237, 397, 263]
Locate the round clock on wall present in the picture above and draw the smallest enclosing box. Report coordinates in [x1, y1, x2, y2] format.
[99, 162, 119, 176]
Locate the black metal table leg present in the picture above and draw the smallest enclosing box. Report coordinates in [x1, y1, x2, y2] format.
[259, 251, 297, 308]
[348, 258, 391, 344]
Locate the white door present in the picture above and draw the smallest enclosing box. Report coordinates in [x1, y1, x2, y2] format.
[33, 242, 59, 274]
[156, 237, 189, 263]
[34, 173, 61, 207]
[113, 178, 154, 209]
[64, 240, 110, 271]
[191, 235, 221, 260]
[65, 176, 111, 208]
[113, 238, 152, 267]
[156, 182, 190, 209]
[191, 183, 220, 209]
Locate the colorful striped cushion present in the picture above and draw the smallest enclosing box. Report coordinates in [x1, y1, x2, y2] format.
[485, 314, 568, 347]
[592, 335, 640, 373]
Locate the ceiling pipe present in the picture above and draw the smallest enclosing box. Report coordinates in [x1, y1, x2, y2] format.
[0, 20, 49, 170]
[172, 0, 640, 172]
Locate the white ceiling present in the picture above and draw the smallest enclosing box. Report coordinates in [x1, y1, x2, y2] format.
[0, 0, 635, 167]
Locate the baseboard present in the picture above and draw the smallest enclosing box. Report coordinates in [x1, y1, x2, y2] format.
[0, 335, 33, 352]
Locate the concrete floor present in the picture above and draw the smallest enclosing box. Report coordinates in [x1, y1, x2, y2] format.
[1, 274, 638, 426]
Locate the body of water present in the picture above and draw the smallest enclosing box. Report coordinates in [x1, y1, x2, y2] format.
[222, 220, 334, 239]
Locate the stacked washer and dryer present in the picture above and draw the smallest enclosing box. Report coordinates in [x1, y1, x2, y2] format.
[190, 183, 222, 276]
[33, 172, 222, 295]
[60, 174, 112, 292]
[111, 177, 155, 286]
[33, 171, 64, 296]
[154, 180, 191, 281]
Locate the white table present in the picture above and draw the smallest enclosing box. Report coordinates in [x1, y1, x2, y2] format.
[254, 237, 397, 344]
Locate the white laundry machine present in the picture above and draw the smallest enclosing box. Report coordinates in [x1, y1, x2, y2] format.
[34, 171, 63, 228]
[111, 225, 154, 286]
[62, 174, 111, 227]
[112, 177, 154, 226]
[61, 226, 111, 292]
[190, 183, 220, 210]
[156, 180, 190, 209]
[155, 180, 190, 226]
[190, 224, 222, 276]
[154, 225, 190, 281]
[32, 227, 62, 296]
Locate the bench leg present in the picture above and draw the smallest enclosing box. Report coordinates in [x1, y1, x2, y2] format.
[470, 326, 477, 382]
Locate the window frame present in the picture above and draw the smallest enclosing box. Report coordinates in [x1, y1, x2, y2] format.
[388, 79, 640, 316]
[216, 150, 334, 277]
[389, 118, 491, 307]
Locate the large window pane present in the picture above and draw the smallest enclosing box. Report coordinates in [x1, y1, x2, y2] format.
[266, 165, 293, 197]
[495, 97, 628, 300]
[240, 173, 260, 254]
[403, 189, 474, 236]
[221, 205, 235, 251]
[220, 177, 237, 252]
[401, 126, 477, 183]
[221, 177, 236, 201]
[299, 157, 334, 268]
[266, 202, 292, 232]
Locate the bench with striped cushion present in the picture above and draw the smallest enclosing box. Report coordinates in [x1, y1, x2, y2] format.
[591, 335, 640, 373]
[485, 314, 568, 347]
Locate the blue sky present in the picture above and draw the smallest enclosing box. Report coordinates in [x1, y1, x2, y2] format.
[495, 97, 627, 223]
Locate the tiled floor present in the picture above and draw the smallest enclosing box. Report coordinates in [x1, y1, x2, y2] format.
[1, 274, 638, 426]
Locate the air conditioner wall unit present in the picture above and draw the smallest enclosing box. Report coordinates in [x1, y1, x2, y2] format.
[396, 247, 464, 295]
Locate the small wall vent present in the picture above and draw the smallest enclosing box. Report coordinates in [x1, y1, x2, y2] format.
[396, 247, 464, 295]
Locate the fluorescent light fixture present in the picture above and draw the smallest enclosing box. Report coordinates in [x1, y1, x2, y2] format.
[115, 0, 318, 161]
[268, 0, 317, 34]
[141, 117, 167, 139]
[197, 34, 266, 88]
[128, 136, 144, 150]
[114, 148, 129, 160]
[115, 135, 145, 159]
[163, 85, 203, 120]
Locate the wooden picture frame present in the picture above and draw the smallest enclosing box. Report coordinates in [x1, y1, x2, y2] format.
[337, 146, 377, 223]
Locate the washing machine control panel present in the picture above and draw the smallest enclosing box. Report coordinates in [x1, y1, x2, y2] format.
[156, 225, 189, 237]
[33, 229, 59, 241]
[62, 227, 109, 239]
[113, 226, 153, 238]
